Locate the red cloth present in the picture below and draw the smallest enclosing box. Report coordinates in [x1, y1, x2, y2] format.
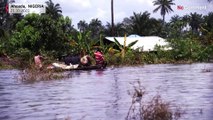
[94, 51, 104, 64]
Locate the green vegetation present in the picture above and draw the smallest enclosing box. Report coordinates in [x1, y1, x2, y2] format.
[1, 0, 213, 69]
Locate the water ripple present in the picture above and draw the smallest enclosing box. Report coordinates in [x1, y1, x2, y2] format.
[0, 63, 212, 120]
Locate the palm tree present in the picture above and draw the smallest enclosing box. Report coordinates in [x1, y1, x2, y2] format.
[111, 0, 114, 36]
[153, 0, 175, 24]
[121, 17, 133, 35]
[88, 18, 104, 40]
[131, 12, 148, 35]
[45, 0, 62, 19]
[104, 22, 125, 36]
[77, 20, 88, 33]
[168, 15, 186, 37]
[203, 12, 213, 32]
[189, 12, 203, 34]
[130, 11, 160, 36]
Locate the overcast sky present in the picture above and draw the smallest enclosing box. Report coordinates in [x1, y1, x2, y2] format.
[15, 0, 213, 29]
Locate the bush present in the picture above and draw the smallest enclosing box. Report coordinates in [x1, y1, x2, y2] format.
[8, 13, 73, 60]
[126, 81, 183, 120]
[14, 48, 33, 61]
[168, 38, 212, 62]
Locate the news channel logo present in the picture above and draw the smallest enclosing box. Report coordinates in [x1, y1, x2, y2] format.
[177, 3, 213, 11]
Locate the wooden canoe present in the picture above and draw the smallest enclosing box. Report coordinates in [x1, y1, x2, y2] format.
[69, 65, 106, 70]
[50, 63, 106, 71]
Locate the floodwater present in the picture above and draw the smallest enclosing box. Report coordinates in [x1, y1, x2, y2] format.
[0, 63, 213, 120]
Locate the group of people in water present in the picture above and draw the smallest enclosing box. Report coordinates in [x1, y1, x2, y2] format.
[34, 48, 106, 69]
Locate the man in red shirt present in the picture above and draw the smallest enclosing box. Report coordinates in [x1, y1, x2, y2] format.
[94, 48, 105, 66]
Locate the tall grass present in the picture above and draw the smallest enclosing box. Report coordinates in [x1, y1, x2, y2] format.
[126, 81, 184, 120]
[19, 64, 68, 83]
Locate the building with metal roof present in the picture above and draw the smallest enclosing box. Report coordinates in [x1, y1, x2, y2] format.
[104, 35, 171, 52]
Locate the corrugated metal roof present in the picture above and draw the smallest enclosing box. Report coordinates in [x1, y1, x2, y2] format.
[105, 36, 171, 51]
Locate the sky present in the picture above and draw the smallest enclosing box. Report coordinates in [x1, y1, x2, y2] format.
[14, 0, 213, 29]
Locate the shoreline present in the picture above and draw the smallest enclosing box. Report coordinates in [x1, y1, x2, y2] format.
[1, 57, 212, 70]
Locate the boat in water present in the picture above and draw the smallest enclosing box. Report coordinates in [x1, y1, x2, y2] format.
[48, 62, 106, 71]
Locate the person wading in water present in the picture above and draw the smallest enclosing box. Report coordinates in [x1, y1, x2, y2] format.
[34, 52, 44, 69]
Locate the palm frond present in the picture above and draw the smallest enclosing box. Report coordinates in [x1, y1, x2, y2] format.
[153, 6, 161, 13]
[114, 38, 123, 50]
[127, 40, 138, 48]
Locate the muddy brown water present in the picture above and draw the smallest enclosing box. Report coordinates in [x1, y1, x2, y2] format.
[0, 63, 213, 120]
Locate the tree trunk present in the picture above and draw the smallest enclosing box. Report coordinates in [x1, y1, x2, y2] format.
[163, 14, 165, 26]
[111, 0, 114, 36]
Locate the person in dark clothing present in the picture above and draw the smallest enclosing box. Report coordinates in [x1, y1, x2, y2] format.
[64, 55, 81, 65]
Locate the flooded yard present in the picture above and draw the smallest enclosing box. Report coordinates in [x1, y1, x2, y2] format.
[0, 63, 213, 120]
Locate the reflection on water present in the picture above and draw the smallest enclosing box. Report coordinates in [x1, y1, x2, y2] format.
[0, 63, 213, 120]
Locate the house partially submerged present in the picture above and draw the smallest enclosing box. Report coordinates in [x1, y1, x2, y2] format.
[104, 34, 171, 52]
